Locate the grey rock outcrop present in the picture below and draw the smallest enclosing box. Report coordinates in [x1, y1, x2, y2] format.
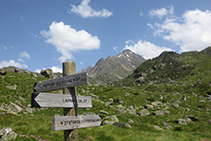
[0, 127, 17, 141]
[137, 109, 150, 116]
[113, 122, 132, 128]
[153, 109, 170, 116]
[6, 102, 22, 114]
[40, 69, 54, 78]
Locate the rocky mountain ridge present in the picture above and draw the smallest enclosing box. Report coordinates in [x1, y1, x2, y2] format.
[81, 49, 146, 85]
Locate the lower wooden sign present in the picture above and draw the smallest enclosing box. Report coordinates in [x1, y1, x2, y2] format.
[52, 115, 102, 131]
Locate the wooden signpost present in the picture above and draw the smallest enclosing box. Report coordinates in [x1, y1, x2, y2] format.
[34, 72, 88, 92]
[53, 115, 102, 131]
[31, 93, 92, 108]
[31, 61, 102, 141]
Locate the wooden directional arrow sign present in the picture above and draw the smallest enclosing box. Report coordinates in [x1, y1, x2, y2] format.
[31, 92, 92, 108]
[34, 72, 88, 92]
[52, 115, 102, 131]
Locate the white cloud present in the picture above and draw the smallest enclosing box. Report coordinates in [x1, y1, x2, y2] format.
[69, 0, 113, 18]
[113, 46, 118, 51]
[140, 12, 144, 16]
[149, 4, 174, 19]
[80, 62, 83, 65]
[151, 9, 211, 52]
[0, 60, 28, 68]
[18, 58, 25, 63]
[20, 51, 30, 59]
[35, 66, 62, 73]
[50, 66, 62, 73]
[41, 21, 100, 62]
[124, 40, 174, 59]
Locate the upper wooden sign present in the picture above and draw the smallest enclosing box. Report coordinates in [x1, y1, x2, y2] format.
[34, 72, 88, 92]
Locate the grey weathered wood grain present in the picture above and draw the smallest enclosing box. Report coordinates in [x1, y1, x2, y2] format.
[52, 115, 102, 131]
[31, 92, 92, 108]
[34, 72, 88, 92]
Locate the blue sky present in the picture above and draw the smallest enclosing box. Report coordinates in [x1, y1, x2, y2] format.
[1, 0, 211, 73]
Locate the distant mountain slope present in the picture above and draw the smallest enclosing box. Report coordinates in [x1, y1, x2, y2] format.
[86, 49, 146, 85]
[119, 46, 211, 96]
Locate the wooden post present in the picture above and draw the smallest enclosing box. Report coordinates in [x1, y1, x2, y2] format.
[63, 61, 79, 141]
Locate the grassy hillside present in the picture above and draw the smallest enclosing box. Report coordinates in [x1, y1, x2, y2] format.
[0, 47, 211, 140]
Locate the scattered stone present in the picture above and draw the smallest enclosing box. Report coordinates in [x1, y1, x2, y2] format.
[152, 109, 170, 116]
[81, 88, 86, 94]
[0, 127, 17, 141]
[116, 104, 125, 109]
[6, 102, 22, 114]
[136, 77, 145, 83]
[89, 93, 99, 98]
[104, 115, 119, 123]
[25, 107, 33, 114]
[137, 109, 150, 116]
[144, 104, 154, 110]
[175, 119, 187, 125]
[113, 122, 132, 128]
[99, 110, 108, 115]
[40, 69, 54, 78]
[125, 93, 130, 96]
[186, 116, 199, 121]
[0, 69, 6, 75]
[6, 85, 17, 90]
[151, 101, 162, 107]
[83, 112, 96, 115]
[113, 99, 123, 104]
[199, 100, 206, 103]
[152, 125, 164, 131]
[18, 96, 25, 101]
[171, 103, 180, 108]
[208, 120, 211, 124]
[128, 119, 134, 123]
[116, 109, 126, 114]
[14, 68, 22, 73]
[104, 120, 114, 125]
[32, 73, 38, 77]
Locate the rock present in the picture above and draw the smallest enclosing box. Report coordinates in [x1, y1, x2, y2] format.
[208, 120, 211, 124]
[186, 116, 198, 121]
[0, 69, 6, 75]
[175, 119, 187, 125]
[199, 100, 206, 103]
[25, 107, 33, 114]
[14, 68, 22, 73]
[0, 127, 17, 141]
[136, 77, 145, 83]
[152, 125, 164, 131]
[89, 93, 99, 98]
[125, 93, 130, 96]
[113, 122, 132, 128]
[128, 119, 134, 123]
[151, 101, 162, 107]
[6, 102, 22, 114]
[83, 112, 96, 115]
[113, 99, 123, 104]
[99, 110, 108, 115]
[104, 120, 114, 125]
[6, 85, 17, 90]
[171, 103, 179, 108]
[32, 73, 38, 77]
[152, 109, 170, 116]
[137, 109, 150, 116]
[81, 88, 86, 94]
[144, 104, 154, 110]
[40, 69, 54, 78]
[104, 115, 119, 123]
[116, 104, 125, 109]
[116, 109, 126, 114]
